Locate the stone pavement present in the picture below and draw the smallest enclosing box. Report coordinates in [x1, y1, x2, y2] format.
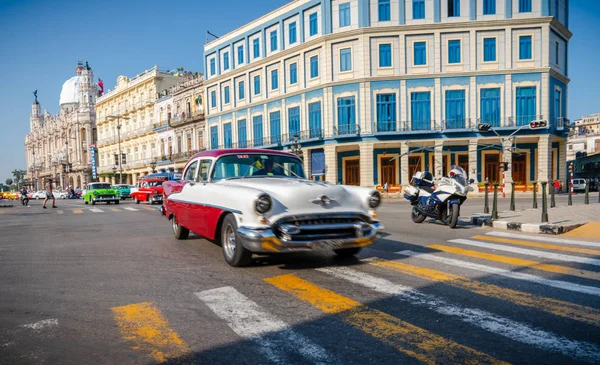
[471, 204, 600, 235]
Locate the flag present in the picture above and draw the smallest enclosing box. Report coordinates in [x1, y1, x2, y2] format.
[98, 78, 104, 95]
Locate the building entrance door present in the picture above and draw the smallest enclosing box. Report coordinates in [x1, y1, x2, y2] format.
[485, 153, 500, 183]
[381, 157, 396, 185]
[345, 159, 360, 185]
[512, 154, 527, 184]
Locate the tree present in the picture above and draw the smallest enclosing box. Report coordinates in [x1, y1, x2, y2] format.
[6, 178, 13, 186]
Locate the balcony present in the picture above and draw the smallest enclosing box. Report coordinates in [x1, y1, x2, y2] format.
[248, 138, 269, 148]
[281, 129, 324, 144]
[169, 111, 205, 128]
[505, 115, 544, 127]
[333, 124, 360, 137]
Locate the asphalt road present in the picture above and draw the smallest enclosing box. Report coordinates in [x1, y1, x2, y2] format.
[1, 198, 599, 364]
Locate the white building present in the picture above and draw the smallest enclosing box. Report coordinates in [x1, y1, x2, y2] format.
[203, 0, 571, 188]
[567, 113, 600, 160]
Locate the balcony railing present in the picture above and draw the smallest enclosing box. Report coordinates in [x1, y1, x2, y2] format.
[248, 138, 269, 148]
[334, 124, 360, 136]
[506, 115, 544, 127]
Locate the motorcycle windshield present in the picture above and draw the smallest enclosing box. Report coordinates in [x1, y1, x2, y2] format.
[450, 165, 467, 187]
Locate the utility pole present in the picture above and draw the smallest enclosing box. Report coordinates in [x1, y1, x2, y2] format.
[108, 115, 130, 185]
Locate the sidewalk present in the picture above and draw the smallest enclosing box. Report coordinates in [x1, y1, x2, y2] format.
[470, 204, 600, 235]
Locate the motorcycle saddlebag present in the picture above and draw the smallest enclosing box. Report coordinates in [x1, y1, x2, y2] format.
[403, 185, 419, 202]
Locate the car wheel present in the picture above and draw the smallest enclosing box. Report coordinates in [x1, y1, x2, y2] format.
[221, 214, 252, 267]
[115, 200, 120, 205]
[333, 247, 362, 257]
[84, 199, 88, 205]
[172, 215, 189, 240]
[36, 196, 40, 200]
[134, 196, 140, 204]
[92, 200, 96, 205]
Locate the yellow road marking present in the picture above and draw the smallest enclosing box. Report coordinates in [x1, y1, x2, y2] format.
[72, 209, 84, 214]
[265, 274, 508, 365]
[564, 222, 600, 239]
[472, 235, 600, 256]
[429, 244, 600, 281]
[370, 259, 600, 326]
[109, 207, 121, 212]
[111, 302, 190, 363]
[143, 206, 156, 211]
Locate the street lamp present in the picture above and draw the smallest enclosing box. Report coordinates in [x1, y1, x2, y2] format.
[107, 115, 131, 184]
[112, 165, 117, 184]
[290, 134, 304, 160]
[150, 160, 157, 173]
[83, 168, 88, 185]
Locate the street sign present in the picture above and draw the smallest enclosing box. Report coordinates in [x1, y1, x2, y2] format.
[90, 145, 97, 180]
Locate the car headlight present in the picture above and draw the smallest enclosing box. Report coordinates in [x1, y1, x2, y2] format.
[368, 191, 382, 209]
[255, 194, 272, 214]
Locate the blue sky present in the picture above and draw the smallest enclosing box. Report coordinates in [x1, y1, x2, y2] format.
[0, 0, 598, 181]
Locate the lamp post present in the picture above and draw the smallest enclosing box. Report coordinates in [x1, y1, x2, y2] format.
[83, 168, 88, 185]
[107, 115, 130, 184]
[150, 160, 157, 173]
[290, 134, 304, 160]
[112, 165, 117, 185]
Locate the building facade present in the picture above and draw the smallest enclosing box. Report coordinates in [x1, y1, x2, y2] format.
[96, 66, 183, 184]
[567, 113, 600, 161]
[24, 61, 98, 190]
[203, 0, 570, 187]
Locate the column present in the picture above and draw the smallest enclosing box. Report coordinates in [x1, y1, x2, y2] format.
[537, 134, 552, 183]
[360, 142, 375, 187]
[503, 138, 513, 183]
[505, 75, 512, 125]
[433, 140, 444, 178]
[558, 138, 567, 183]
[324, 144, 337, 183]
[400, 142, 409, 185]
[303, 149, 312, 179]
[468, 138, 479, 183]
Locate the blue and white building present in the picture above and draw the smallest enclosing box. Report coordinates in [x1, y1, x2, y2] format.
[203, 0, 570, 187]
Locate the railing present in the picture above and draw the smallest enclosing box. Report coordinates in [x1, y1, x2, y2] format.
[334, 124, 360, 136]
[555, 117, 570, 130]
[505, 115, 544, 127]
[248, 138, 269, 148]
[443, 118, 473, 130]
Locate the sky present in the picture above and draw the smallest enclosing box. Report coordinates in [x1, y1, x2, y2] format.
[0, 0, 599, 182]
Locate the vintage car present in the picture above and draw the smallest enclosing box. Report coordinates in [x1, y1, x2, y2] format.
[82, 182, 120, 205]
[130, 178, 164, 204]
[113, 184, 131, 200]
[160, 149, 384, 267]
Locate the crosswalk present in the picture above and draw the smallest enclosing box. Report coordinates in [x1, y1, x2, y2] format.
[13, 231, 600, 364]
[4, 205, 158, 215]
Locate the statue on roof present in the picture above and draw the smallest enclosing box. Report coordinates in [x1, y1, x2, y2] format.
[33, 90, 38, 103]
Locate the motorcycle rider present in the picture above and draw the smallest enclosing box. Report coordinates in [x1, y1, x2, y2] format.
[20, 186, 29, 206]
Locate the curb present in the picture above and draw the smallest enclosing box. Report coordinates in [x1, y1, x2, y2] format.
[468, 214, 584, 235]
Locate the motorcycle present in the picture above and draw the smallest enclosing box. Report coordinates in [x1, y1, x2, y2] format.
[21, 194, 29, 206]
[403, 166, 474, 229]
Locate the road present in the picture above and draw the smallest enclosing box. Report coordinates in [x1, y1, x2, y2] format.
[1, 197, 599, 364]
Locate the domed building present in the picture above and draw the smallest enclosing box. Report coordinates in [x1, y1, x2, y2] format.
[25, 61, 99, 190]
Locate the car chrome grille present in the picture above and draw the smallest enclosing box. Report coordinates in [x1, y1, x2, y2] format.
[273, 214, 371, 242]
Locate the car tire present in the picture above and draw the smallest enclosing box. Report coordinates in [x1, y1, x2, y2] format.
[36, 196, 40, 200]
[92, 200, 96, 205]
[333, 247, 362, 257]
[84, 199, 88, 205]
[115, 200, 120, 205]
[172, 215, 189, 240]
[134, 196, 140, 204]
[221, 214, 252, 267]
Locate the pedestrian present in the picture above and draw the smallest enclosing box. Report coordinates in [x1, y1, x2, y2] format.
[383, 181, 389, 197]
[485, 176, 490, 184]
[43, 179, 56, 209]
[553, 179, 561, 194]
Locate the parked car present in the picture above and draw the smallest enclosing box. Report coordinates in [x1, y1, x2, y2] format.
[113, 184, 131, 200]
[160, 149, 384, 267]
[82, 182, 120, 205]
[130, 178, 164, 204]
[53, 190, 68, 199]
[572, 178, 587, 192]
[32, 190, 46, 199]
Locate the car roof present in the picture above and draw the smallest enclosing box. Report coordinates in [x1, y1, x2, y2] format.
[189, 148, 298, 160]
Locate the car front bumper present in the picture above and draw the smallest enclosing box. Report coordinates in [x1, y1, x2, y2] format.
[237, 222, 384, 253]
[92, 196, 120, 202]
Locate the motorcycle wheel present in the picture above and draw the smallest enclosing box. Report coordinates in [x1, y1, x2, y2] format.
[411, 207, 426, 223]
[448, 203, 460, 229]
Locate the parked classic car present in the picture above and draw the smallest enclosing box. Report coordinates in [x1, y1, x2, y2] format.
[82, 182, 120, 205]
[113, 184, 131, 200]
[130, 178, 164, 204]
[160, 149, 384, 267]
[32, 190, 46, 199]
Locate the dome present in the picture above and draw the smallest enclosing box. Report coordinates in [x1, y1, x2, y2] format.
[59, 76, 81, 105]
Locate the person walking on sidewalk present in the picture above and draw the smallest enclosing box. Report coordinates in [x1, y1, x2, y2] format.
[554, 180, 561, 194]
[43, 180, 57, 209]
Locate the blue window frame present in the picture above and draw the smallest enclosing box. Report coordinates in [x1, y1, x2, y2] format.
[555, 41, 559, 64]
[210, 58, 216, 75]
[410, 92, 431, 131]
[210, 90, 216, 108]
[269, 111, 281, 144]
[448, 0, 460, 17]
[483, 0, 496, 15]
[339, 3, 351, 27]
[554, 0, 559, 16]
[309, 12, 318, 36]
[554, 89, 561, 121]
[271, 70, 278, 89]
[414, 41, 427, 65]
[223, 52, 229, 70]
[378, 0, 390, 21]
[253, 39, 260, 58]
[288, 107, 300, 141]
[376, 94, 396, 132]
[238, 81, 245, 100]
[270, 31, 278, 52]
[290, 63, 297, 84]
[448, 40, 461, 64]
[308, 102, 322, 138]
[210, 126, 218, 149]
[253, 115, 263, 145]
[289, 22, 297, 44]
[480, 88, 501, 127]
[237, 119, 247, 148]
[337, 97, 356, 134]
[223, 123, 232, 149]
[379, 44, 392, 67]
[224, 86, 230, 104]
[310, 56, 319, 78]
[237, 45, 243, 64]
[519, 35, 532, 60]
[445, 90, 466, 129]
[519, 0, 531, 12]
[340, 48, 352, 71]
[253, 76, 260, 95]
[516, 86, 537, 125]
[483, 38, 496, 62]
[413, 0, 425, 19]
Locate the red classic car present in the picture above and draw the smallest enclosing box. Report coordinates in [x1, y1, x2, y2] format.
[130, 177, 164, 204]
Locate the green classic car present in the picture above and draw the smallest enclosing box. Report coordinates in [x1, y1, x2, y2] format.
[112, 184, 131, 200]
[83, 182, 120, 205]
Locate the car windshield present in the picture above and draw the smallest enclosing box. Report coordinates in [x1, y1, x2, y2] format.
[142, 181, 163, 187]
[212, 153, 305, 180]
[90, 183, 111, 190]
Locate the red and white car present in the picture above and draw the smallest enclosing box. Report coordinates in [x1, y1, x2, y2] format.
[160, 149, 384, 267]
[130, 178, 164, 204]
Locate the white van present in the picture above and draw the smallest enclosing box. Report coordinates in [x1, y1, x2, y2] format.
[572, 178, 587, 192]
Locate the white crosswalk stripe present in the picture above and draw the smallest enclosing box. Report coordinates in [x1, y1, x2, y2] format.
[318, 266, 600, 363]
[486, 231, 600, 248]
[396, 250, 600, 296]
[449, 238, 600, 267]
[89, 208, 103, 213]
[123, 207, 139, 211]
[195, 286, 338, 365]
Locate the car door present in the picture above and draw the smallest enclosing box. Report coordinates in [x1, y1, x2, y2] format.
[186, 159, 213, 237]
[178, 160, 199, 231]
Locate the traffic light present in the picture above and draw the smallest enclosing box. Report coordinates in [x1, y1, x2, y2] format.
[529, 120, 548, 130]
[477, 123, 492, 132]
[121, 153, 127, 164]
